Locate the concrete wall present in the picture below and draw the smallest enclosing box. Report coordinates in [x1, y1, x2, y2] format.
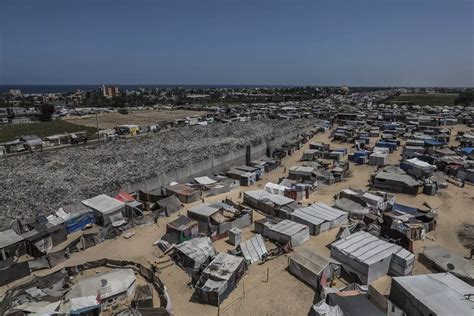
[123, 127, 312, 193]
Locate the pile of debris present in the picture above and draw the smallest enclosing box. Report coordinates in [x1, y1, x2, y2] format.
[0, 119, 314, 228]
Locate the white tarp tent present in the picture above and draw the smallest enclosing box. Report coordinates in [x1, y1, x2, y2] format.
[290, 203, 348, 235]
[262, 219, 310, 246]
[264, 182, 289, 195]
[289, 247, 341, 289]
[331, 231, 414, 284]
[82, 194, 126, 226]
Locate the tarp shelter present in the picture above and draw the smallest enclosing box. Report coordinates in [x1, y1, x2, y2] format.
[334, 198, 369, 217]
[21, 216, 67, 255]
[389, 273, 474, 316]
[195, 253, 246, 306]
[163, 183, 201, 203]
[422, 246, 474, 283]
[0, 229, 26, 261]
[82, 194, 126, 226]
[373, 172, 422, 195]
[290, 203, 348, 236]
[66, 269, 136, 307]
[161, 216, 198, 245]
[155, 195, 182, 215]
[289, 247, 341, 290]
[264, 182, 289, 195]
[261, 219, 310, 246]
[188, 202, 252, 235]
[114, 189, 135, 203]
[331, 231, 414, 284]
[244, 190, 296, 216]
[57, 203, 95, 234]
[174, 237, 216, 271]
[194, 176, 217, 186]
[239, 234, 267, 264]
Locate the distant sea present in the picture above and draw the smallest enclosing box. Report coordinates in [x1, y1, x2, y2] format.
[0, 84, 291, 94]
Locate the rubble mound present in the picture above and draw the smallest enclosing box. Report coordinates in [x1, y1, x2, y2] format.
[0, 119, 314, 228]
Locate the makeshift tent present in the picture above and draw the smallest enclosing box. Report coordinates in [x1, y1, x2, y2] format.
[57, 204, 95, 234]
[389, 273, 473, 316]
[174, 237, 216, 271]
[161, 216, 198, 245]
[155, 195, 182, 215]
[195, 253, 246, 306]
[331, 231, 414, 284]
[264, 182, 289, 195]
[82, 194, 126, 226]
[239, 234, 267, 264]
[262, 219, 310, 246]
[290, 203, 348, 236]
[289, 247, 341, 290]
[66, 269, 136, 306]
[422, 246, 474, 283]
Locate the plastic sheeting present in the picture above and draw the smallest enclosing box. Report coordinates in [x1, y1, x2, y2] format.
[66, 211, 95, 234]
[175, 237, 216, 269]
[312, 301, 343, 316]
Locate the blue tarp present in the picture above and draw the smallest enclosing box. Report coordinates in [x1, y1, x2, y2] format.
[392, 203, 419, 215]
[66, 211, 95, 234]
[376, 141, 397, 150]
[424, 139, 445, 147]
[462, 147, 474, 154]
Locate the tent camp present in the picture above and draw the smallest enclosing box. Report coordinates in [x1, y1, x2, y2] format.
[81, 194, 126, 227]
[331, 231, 414, 284]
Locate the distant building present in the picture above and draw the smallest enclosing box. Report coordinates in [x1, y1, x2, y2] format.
[8, 89, 21, 97]
[101, 85, 120, 98]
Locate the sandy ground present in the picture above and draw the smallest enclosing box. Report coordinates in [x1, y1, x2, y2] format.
[2, 124, 473, 316]
[64, 109, 207, 129]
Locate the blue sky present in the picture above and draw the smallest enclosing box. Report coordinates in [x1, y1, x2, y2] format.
[0, 0, 473, 86]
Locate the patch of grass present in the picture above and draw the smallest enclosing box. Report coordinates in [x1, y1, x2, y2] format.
[0, 120, 98, 143]
[388, 93, 458, 106]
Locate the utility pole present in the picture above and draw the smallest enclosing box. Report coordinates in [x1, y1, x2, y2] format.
[95, 112, 100, 147]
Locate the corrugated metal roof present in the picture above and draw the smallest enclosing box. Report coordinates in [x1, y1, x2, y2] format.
[240, 234, 267, 263]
